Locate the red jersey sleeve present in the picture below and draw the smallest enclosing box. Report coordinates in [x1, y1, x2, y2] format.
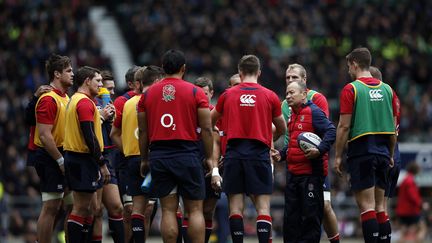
[195, 88, 209, 108]
[339, 83, 355, 114]
[36, 96, 57, 124]
[270, 93, 282, 117]
[76, 99, 96, 122]
[137, 92, 146, 112]
[113, 96, 127, 128]
[215, 92, 227, 113]
[312, 93, 330, 117]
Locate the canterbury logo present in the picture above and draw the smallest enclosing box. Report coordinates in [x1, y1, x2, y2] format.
[240, 94, 256, 106]
[132, 227, 143, 231]
[369, 89, 383, 101]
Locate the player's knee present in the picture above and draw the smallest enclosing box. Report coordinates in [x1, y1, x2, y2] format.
[42, 201, 62, 216]
[109, 203, 124, 216]
[124, 204, 133, 217]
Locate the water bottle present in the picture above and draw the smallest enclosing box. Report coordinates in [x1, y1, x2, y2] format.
[141, 172, 152, 193]
[98, 87, 111, 108]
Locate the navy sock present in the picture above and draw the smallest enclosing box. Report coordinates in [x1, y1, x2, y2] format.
[182, 217, 191, 243]
[67, 214, 86, 243]
[131, 214, 145, 243]
[91, 235, 102, 243]
[361, 210, 379, 243]
[229, 214, 244, 243]
[84, 216, 94, 243]
[256, 215, 272, 243]
[177, 212, 183, 243]
[377, 211, 391, 243]
[108, 214, 125, 243]
[205, 220, 213, 243]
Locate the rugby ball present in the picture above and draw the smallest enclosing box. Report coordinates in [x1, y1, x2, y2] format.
[297, 132, 321, 152]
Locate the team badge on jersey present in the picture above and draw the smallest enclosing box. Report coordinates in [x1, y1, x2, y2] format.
[162, 84, 176, 102]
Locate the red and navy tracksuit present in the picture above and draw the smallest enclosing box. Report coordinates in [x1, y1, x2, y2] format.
[283, 100, 336, 243]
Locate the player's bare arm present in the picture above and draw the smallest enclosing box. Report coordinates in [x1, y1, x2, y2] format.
[272, 115, 286, 141]
[37, 123, 64, 173]
[110, 125, 123, 153]
[137, 110, 149, 177]
[334, 114, 352, 176]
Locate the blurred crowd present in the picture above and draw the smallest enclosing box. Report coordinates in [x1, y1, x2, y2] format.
[115, 0, 432, 142]
[0, 1, 110, 239]
[0, 0, 431, 240]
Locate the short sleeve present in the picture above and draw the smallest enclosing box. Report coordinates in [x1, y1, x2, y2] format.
[312, 93, 330, 118]
[195, 87, 209, 109]
[36, 96, 57, 124]
[137, 92, 146, 113]
[113, 96, 126, 128]
[76, 99, 96, 122]
[270, 92, 282, 117]
[215, 92, 227, 114]
[339, 84, 355, 114]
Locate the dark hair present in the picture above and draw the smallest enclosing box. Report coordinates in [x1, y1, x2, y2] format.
[125, 65, 140, 83]
[136, 65, 165, 87]
[45, 54, 71, 81]
[238, 55, 260, 75]
[101, 70, 114, 82]
[406, 161, 420, 175]
[74, 66, 101, 87]
[369, 66, 382, 81]
[346, 47, 371, 70]
[162, 49, 186, 75]
[194, 77, 213, 91]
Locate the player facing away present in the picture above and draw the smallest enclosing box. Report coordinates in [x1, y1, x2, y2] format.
[334, 47, 398, 243]
[115, 65, 165, 243]
[211, 55, 286, 243]
[283, 80, 336, 243]
[370, 66, 401, 243]
[137, 49, 221, 243]
[64, 66, 111, 243]
[34, 54, 73, 243]
[181, 77, 219, 243]
[110, 65, 141, 242]
[281, 64, 340, 243]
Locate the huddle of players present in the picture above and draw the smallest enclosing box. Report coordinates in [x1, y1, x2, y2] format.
[28, 46, 399, 243]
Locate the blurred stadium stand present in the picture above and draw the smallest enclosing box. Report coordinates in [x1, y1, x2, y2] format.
[0, 0, 431, 241]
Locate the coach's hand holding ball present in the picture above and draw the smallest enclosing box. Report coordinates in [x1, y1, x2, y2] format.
[297, 132, 322, 160]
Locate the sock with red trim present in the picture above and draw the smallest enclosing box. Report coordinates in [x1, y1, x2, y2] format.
[85, 216, 94, 243]
[91, 235, 102, 243]
[177, 212, 183, 243]
[377, 211, 391, 243]
[131, 213, 145, 243]
[257, 215, 272, 243]
[182, 217, 191, 243]
[361, 210, 379, 243]
[108, 214, 125, 243]
[67, 214, 86, 243]
[205, 220, 213, 243]
[328, 233, 340, 243]
[229, 214, 244, 243]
